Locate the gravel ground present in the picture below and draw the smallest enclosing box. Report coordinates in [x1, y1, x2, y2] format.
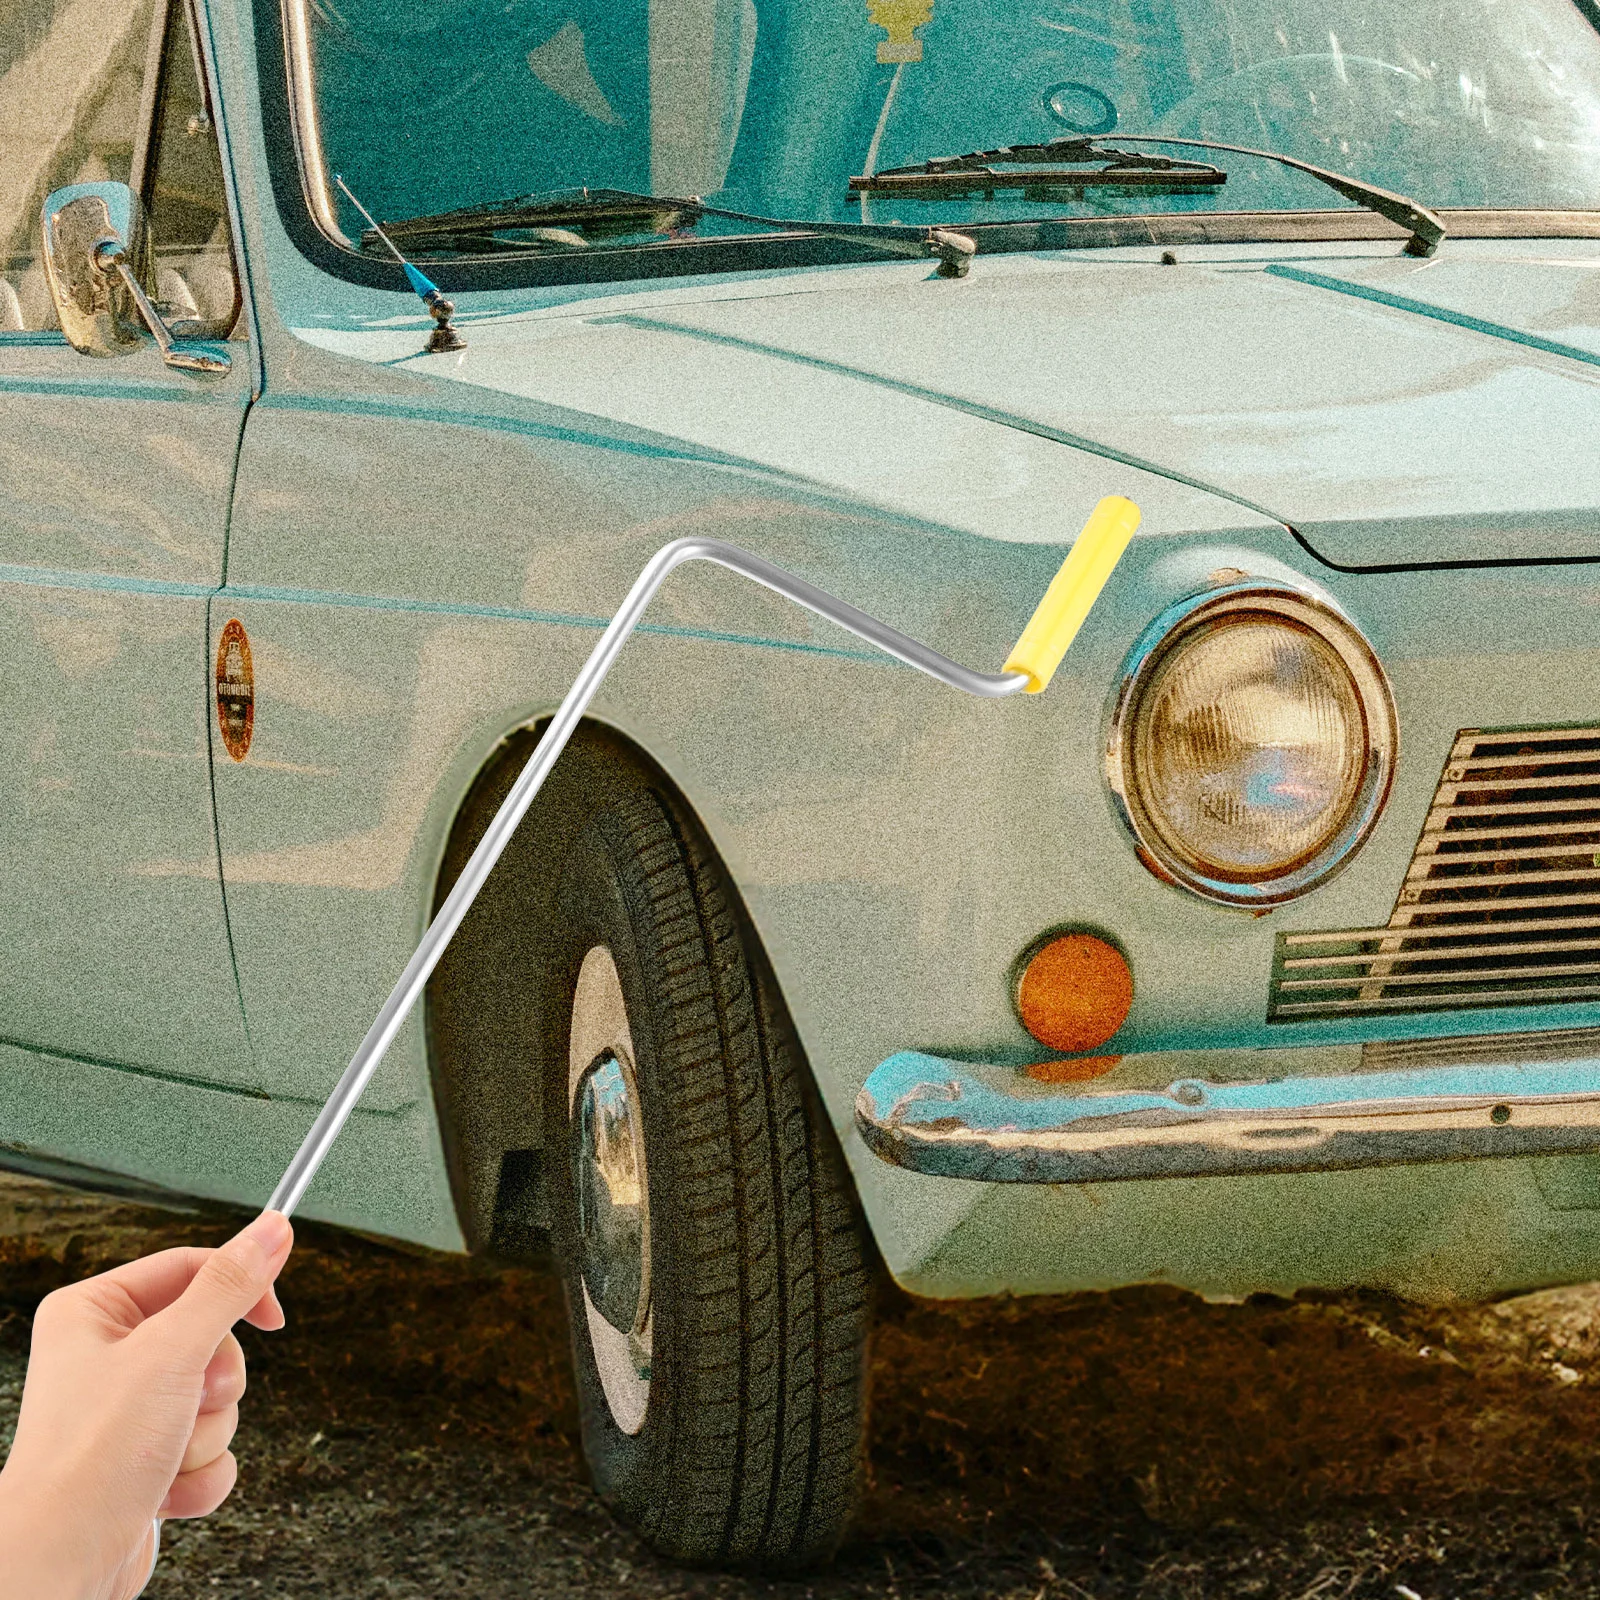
[5, 1172, 1600, 1598]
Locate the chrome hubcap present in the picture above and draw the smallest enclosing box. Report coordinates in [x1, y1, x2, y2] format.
[568, 945, 651, 1434]
[573, 1053, 648, 1334]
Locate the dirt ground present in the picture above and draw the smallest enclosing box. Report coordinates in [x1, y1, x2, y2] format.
[6, 1175, 1600, 1597]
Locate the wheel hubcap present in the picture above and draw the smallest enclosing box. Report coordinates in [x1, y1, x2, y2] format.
[568, 945, 652, 1434]
[573, 1052, 647, 1335]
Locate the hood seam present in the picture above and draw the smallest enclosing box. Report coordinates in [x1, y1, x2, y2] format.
[1266, 263, 1600, 373]
[603, 311, 1290, 531]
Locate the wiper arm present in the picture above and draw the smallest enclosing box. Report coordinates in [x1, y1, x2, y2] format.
[358, 187, 980, 278]
[1118, 137, 1443, 257]
[850, 135, 1445, 257]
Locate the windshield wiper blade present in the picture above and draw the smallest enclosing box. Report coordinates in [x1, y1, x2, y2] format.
[367, 189, 699, 252]
[851, 139, 1227, 197]
[359, 187, 981, 276]
[850, 135, 1444, 257]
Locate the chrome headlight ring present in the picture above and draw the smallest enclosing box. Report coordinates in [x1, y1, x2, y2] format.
[1106, 579, 1398, 908]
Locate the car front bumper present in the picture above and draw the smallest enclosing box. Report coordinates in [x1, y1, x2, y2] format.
[855, 1029, 1600, 1185]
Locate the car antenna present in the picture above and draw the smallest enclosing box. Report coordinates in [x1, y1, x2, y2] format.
[334, 173, 466, 354]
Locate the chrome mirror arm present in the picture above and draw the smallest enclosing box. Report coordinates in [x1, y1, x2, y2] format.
[92, 240, 230, 375]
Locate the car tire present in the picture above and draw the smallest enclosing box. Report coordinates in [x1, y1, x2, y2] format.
[546, 786, 872, 1568]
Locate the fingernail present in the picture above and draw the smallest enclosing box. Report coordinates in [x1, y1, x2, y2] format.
[243, 1210, 292, 1257]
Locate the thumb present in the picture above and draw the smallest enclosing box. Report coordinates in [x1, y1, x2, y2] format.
[162, 1211, 294, 1364]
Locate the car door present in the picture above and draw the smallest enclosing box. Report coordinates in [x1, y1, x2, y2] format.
[0, 0, 255, 1084]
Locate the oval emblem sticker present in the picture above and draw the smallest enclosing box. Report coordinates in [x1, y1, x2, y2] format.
[215, 618, 254, 761]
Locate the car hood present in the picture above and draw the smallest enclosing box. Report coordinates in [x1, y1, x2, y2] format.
[362, 244, 1600, 567]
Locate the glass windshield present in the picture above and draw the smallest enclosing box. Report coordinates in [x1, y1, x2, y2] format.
[297, 0, 1600, 250]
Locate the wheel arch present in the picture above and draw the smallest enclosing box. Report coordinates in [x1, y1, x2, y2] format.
[423, 715, 848, 1258]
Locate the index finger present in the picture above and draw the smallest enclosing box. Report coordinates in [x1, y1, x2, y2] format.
[94, 1244, 287, 1331]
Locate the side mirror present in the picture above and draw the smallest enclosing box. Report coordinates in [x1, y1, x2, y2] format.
[40, 182, 148, 357]
[40, 181, 229, 375]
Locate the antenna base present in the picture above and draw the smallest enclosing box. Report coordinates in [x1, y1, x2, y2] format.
[424, 294, 465, 354]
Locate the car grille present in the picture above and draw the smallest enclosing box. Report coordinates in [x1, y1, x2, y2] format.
[1270, 726, 1600, 1021]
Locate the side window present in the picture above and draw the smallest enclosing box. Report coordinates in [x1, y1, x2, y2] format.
[0, 0, 161, 331]
[142, 0, 241, 337]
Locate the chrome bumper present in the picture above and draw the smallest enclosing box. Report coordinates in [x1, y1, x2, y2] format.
[854, 1030, 1600, 1183]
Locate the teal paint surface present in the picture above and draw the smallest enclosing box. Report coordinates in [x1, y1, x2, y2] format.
[0, 334, 256, 1092]
[0, 1039, 459, 1248]
[906, 1149, 1600, 1306]
[386, 250, 1600, 565]
[254, 388, 780, 473]
[602, 311, 1282, 524]
[0, 376, 210, 401]
[0, 1032, 273, 1101]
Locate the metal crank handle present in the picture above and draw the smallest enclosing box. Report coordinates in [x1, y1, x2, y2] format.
[264, 497, 1141, 1217]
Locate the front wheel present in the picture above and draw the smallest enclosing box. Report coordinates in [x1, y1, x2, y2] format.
[547, 788, 872, 1568]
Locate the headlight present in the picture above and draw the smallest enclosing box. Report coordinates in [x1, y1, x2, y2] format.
[1107, 583, 1396, 906]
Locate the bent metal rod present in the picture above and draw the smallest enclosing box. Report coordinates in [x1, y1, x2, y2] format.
[264, 497, 1142, 1217]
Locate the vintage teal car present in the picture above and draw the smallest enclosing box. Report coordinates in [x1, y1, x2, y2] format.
[8, 0, 1600, 1568]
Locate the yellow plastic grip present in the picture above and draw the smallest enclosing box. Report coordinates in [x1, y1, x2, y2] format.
[1002, 495, 1141, 693]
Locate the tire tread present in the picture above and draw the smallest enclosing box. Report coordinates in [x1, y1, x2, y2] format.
[584, 789, 870, 1567]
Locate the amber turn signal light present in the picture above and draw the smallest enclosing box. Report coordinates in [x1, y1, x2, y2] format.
[1015, 933, 1133, 1055]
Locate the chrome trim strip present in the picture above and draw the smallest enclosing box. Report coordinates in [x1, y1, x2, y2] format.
[856, 1041, 1600, 1184]
[1454, 752, 1600, 772]
[1407, 842, 1600, 868]
[1421, 819, 1600, 842]
[1279, 959, 1600, 990]
[1271, 982, 1600, 1014]
[1401, 865, 1600, 890]
[1432, 797, 1600, 818]
[1439, 774, 1600, 796]
[279, 0, 351, 249]
[1395, 891, 1600, 915]
[1285, 938, 1600, 967]
[1444, 725, 1600, 748]
[1285, 914, 1600, 945]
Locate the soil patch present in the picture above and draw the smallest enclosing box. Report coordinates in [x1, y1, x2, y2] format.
[1, 1173, 1598, 1597]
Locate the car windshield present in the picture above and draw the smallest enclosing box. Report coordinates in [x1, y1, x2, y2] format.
[294, 0, 1600, 249]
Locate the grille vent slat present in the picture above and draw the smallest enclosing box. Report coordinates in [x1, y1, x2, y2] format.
[1408, 842, 1600, 869]
[1269, 725, 1600, 1022]
[1284, 936, 1600, 969]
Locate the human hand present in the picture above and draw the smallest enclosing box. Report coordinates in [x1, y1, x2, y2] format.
[0, 1210, 294, 1600]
